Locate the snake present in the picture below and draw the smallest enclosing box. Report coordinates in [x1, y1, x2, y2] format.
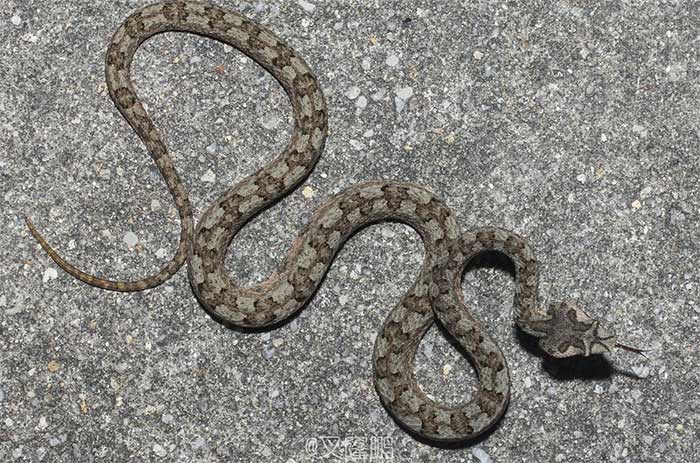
[25, 1, 644, 442]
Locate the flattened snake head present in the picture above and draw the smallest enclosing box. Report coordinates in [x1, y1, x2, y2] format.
[523, 301, 618, 358]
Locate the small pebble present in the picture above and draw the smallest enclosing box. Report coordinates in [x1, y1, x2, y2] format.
[576, 173, 587, 183]
[161, 413, 174, 424]
[272, 338, 284, 348]
[123, 232, 139, 247]
[631, 200, 642, 209]
[632, 364, 650, 378]
[371, 89, 386, 101]
[10, 15, 21, 26]
[345, 86, 361, 100]
[632, 124, 648, 138]
[21, 33, 38, 43]
[191, 436, 206, 450]
[47, 360, 60, 373]
[670, 209, 686, 225]
[421, 341, 433, 358]
[302, 186, 314, 198]
[297, 0, 315, 12]
[472, 447, 492, 463]
[205, 143, 217, 154]
[442, 364, 452, 376]
[386, 54, 399, 67]
[153, 443, 167, 457]
[42, 268, 57, 282]
[394, 87, 414, 113]
[201, 170, 216, 183]
[666, 63, 687, 82]
[396, 86, 414, 100]
[395, 97, 406, 113]
[355, 95, 367, 109]
[261, 114, 280, 130]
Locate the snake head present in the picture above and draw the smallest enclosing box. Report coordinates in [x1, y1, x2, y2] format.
[525, 301, 618, 358]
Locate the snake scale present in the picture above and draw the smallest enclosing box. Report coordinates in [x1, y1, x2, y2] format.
[25, 1, 642, 442]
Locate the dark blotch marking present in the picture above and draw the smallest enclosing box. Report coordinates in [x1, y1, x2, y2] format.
[106, 44, 126, 68]
[124, 14, 146, 38]
[113, 87, 136, 108]
[161, 2, 189, 22]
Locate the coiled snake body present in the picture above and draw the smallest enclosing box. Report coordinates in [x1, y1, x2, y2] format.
[26, 1, 633, 442]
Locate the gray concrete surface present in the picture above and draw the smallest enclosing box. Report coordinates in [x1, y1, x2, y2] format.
[2, 0, 699, 461]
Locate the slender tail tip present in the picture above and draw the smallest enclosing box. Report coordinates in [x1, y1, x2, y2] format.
[24, 215, 40, 239]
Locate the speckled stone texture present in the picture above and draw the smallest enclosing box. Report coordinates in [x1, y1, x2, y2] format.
[1, 0, 698, 462]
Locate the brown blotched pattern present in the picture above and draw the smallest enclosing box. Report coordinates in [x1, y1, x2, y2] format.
[25, 1, 622, 442]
